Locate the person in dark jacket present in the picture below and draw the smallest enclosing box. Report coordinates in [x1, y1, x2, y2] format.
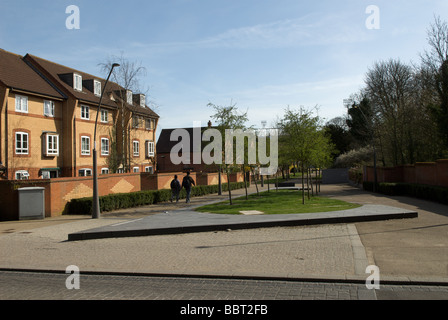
[182, 172, 195, 203]
[170, 175, 181, 203]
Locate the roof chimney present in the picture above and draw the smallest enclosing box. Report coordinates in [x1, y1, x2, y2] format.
[133, 93, 146, 108]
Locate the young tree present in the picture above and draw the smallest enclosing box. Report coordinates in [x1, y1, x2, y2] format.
[105, 126, 120, 173]
[278, 107, 332, 204]
[208, 101, 249, 205]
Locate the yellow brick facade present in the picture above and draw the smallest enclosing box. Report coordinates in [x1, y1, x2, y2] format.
[4, 91, 64, 179]
[0, 49, 159, 181]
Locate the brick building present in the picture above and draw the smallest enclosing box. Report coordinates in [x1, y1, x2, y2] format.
[0, 49, 159, 180]
[156, 124, 219, 173]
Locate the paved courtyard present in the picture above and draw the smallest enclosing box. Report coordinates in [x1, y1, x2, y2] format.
[1, 183, 447, 301]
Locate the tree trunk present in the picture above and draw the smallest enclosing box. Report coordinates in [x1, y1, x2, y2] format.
[243, 166, 248, 200]
[310, 167, 314, 197]
[301, 163, 305, 205]
[252, 168, 259, 196]
[226, 166, 232, 205]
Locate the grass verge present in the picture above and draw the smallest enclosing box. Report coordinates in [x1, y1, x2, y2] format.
[195, 190, 361, 215]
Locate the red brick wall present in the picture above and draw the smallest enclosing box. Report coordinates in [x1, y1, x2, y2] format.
[364, 159, 448, 188]
[436, 160, 448, 187]
[157, 152, 219, 173]
[0, 181, 19, 220]
[0, 170, 248, 221]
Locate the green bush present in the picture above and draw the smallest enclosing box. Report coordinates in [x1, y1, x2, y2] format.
[363, 181, 448, 204]
[65, 182, 248, 215]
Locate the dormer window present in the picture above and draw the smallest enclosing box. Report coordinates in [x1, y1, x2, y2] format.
[74, 74, 82, 91]
[94, 80, 101, 97]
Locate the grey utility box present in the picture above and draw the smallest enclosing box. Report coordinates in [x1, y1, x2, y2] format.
[18, 187, 45, 220]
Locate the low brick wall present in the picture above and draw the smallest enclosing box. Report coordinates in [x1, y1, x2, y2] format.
[0, 171, 247, 221]
[364, 159, 448, 187]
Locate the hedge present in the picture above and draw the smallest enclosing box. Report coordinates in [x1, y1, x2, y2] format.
[65, 182, 248, 215]
[363, 181, 448, 205]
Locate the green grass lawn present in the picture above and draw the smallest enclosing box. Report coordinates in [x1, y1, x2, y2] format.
[195, 190, 361, 215]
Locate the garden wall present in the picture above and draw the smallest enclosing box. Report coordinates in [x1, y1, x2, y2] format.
[364, 159, 448, 187]
[0, 171, 245, 221]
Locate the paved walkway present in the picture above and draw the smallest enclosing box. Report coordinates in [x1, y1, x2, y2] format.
[0, 182, 447, 287]
[67, 201, 416, 241]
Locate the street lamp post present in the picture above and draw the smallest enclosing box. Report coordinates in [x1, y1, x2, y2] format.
[92, 63, 120, 219]
[352, 103, 378, 193]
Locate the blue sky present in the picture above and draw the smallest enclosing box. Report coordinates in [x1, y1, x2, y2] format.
[1, 0, 447, 137]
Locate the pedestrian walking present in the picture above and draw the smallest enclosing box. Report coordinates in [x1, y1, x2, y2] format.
[170, 175, 181, 203]
[182, 172, 195, 203]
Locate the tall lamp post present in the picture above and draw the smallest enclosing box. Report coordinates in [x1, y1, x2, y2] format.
[92, 63, 120, 219]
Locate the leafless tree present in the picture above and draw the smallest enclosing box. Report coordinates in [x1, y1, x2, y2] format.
[421, 16, 448, 72]
[99, 53, 149, 172]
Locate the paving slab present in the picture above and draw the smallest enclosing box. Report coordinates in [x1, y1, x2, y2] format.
[67, 204, 418, 241]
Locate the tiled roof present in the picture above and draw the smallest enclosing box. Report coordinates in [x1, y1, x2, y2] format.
[25, 53, 159, 118]
[110, 87, 160, 118]
[157, 127, 211, 153]
[24, 53, 117, 108]
[0, 49, 64, 99]
[0, 49, 159, 118]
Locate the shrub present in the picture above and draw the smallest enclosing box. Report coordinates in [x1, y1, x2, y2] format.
[334, 147, 374, 168]
[363, 181, 448, 204]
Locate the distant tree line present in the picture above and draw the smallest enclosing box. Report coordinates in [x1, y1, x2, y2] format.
[326, 16, 448, 168]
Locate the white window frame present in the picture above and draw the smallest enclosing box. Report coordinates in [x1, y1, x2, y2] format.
[101, 168, 109, 175]
[79, 168, 92, 177]
[100, 109, 108, 123]
[15, 95, 28, 113]
[15, 170, 30, 180]
[74, 74, 82, 91]
[145, 166, 153, 174]
[101, 138, 109, 156]
[133, 167, 140, 173]
[132, 116, 139, 128]
[15, 132, 29, 155]
[44, 100, 55, 117]
[133, 140, 139, 156]
[81, 105, 90, 120]
[94, 80, 102, 97]
[42, 171, 51, 180]
[147, 141, 155, 157]
[45, 133, 59, 156]
[81, 136, 90, 155]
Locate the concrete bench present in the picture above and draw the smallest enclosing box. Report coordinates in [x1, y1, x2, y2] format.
[275, 182, 296, 188]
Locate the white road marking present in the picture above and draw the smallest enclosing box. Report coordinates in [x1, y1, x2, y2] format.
[111, 218, 144, 227]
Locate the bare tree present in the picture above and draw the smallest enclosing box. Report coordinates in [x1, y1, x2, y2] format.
[364, 59, 418, 165]
[421, 16, 448, 150]
[99, 53, 148, 172]
[421, 16, 448, 72]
